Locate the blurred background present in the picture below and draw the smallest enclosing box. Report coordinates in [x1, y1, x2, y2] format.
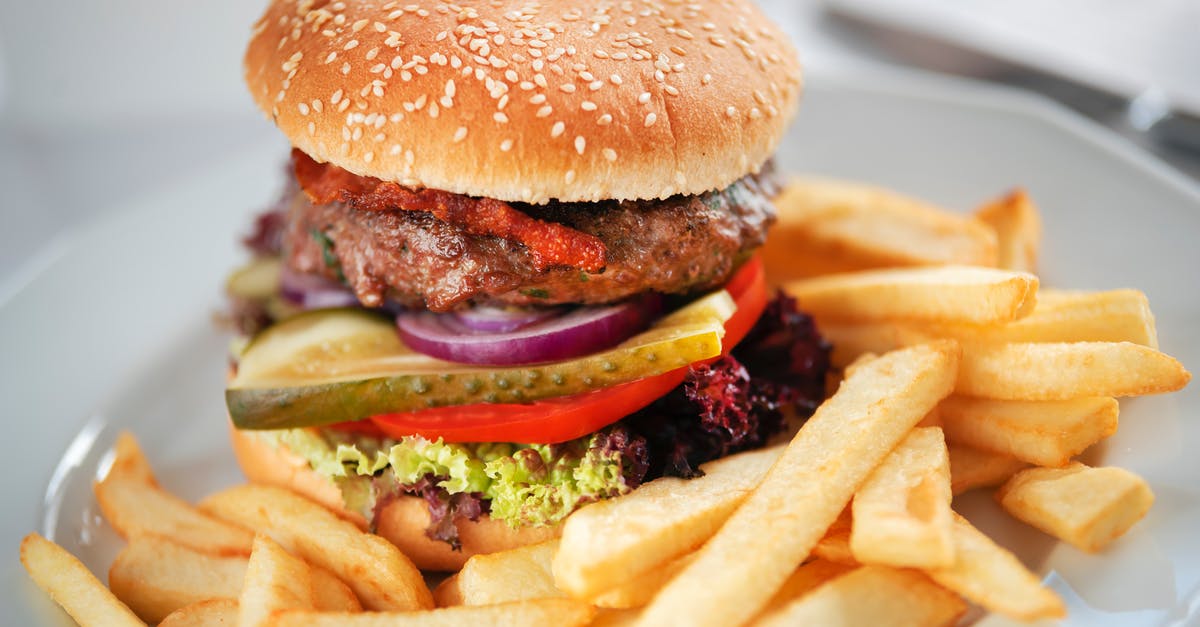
[1, 0, 1197, 299]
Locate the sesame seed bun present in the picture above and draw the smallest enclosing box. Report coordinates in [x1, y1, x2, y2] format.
[228, 426, 561, 571]
[244, 0, 802, 203]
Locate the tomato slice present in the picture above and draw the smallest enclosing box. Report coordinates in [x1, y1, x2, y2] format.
[367, 256, 768, 444]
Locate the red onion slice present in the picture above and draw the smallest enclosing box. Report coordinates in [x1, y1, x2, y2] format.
[396, 294, 663, 366]
[452, 305, 563, 333]
[279, 265, 359, 309]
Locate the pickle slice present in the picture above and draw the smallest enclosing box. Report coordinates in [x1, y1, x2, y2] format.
[227, 291, 736, 430]
[226, 256, 282, 301]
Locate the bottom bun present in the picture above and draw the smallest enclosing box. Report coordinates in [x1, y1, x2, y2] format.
[229, 426, 561, 571]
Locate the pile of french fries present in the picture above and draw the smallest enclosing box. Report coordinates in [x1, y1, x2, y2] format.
[20, 177, 1190, 626]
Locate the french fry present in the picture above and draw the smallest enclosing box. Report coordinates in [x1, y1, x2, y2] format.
[921, 289, 1158, 348]
[635, 342, 959, 627]
[947, 444, 1028, 496]
[552, 444, 783, 599]
[199, 484, 432, 611]
[974, 188, 1042, 273]
[997, 463, 1154, 553]
[108, 535, 359, 622]
[591, 608, 642, 627]
[19, 533, 145, 627]
[820, 323, 927, 368]
[754, 560, 855, 621]
[93, 433, 253, 556]
[445, 540, 564, 606]
[761, 176, 998, 284]
[956, 341, 1190, 400]
[271, 599, 596, 627]
[785, 266, 1038, 324]
[940, 396, 1119, 467]
[924, 514, 1065, 621]
[109, 536, 245, 623]
[813, 510, 857, 566]
[591, 552, 696, 609]
[755, 565, 967, 627]
[431, 575, 463, 608]
[157, 599, 238, 627]
[238, 535, 315, 627]
[851, 427, 954, 569]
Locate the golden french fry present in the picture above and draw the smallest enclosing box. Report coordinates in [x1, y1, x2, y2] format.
[108, 535, 359, 622]
[820, 323, 928, 368]
[786, 266, 1038, 325]
[591, 552, 696, 609]
[158, 599, 238, 627]
[450, 540, 564, 606]
[755, 565, 967, 627]
[238, 535, 315, 627]
[552, 445, 783, 599]
[851, 427, 954, 569]
[940, 395, 1119, 467]
[923, 289, 1158, 348]
[997, 463, 1154, 553]
[431, 575, 463, 608]
[636, 342, 960, 627]
[761, 176, 998, 284]
[813, 510, 857, 566]
[109, 536, 245, 623]
[93, 433, 253, 556]
[974, 188, 1042, 273]
[199, 484, 432, 611]
[924, 514, 1065, 621]
[754, 560, 856, 621]
[271, 599, 596, 627]
[947, 444, 1028, 496]
[590, 608, 642, 627]
[957, 341, 1190, 400]
[19, 533, 144, 627]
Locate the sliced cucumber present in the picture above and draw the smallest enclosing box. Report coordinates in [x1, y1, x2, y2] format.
[227, 291, 736, 430]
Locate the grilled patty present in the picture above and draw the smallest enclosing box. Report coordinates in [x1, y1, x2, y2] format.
[283, 168, 778, 311]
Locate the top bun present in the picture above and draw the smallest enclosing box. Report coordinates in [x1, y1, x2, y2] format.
[245, 0, 802, 203]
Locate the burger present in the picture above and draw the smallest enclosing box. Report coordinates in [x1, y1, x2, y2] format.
[224, 0, 829, 570]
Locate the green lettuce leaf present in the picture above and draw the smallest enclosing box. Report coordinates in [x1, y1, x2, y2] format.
[247, 428, 636, 528]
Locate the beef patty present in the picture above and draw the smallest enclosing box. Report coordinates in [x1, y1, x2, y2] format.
[283, 168, 778, 311]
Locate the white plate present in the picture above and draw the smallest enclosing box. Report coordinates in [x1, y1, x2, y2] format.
[2, 68, 1197, 626]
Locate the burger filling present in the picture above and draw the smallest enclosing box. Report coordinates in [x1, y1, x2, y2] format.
[226, 152, 829, 549]
[243, 293, 828, 548]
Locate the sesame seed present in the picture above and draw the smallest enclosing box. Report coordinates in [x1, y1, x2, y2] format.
[530, 93, 547, 104]
[551, 121, 565, 137]
[574, 136, 586, 154]
[352, 19, 368, 32]
[702, 73, 713, 85]
[312, 99, 323, 112]
[638, 92, 651, 104]
[364, 151, 375, 163]
[453, 127, 468, 142]
[341, 62, 351, 75]
[597, 114, 613, 125]
[581, 101, 597, 111]
[749, 107, 763, 119]
[644, 112, 657, 127]
[602, 148, 617, 161]
[560, 83, 577, 93]
[536, 105, 553, 117]
[725, 106, 737, 118]
[500, 139, 514, 152]
[325, 52, 338, 64]
[565, 169, 576, 184]
[366, 47, 380, 61]
[298, 102, 310, 115]
[344, 39, 359, 50]
[494, 112, 509, 123]
[610, 74, 623, 85]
